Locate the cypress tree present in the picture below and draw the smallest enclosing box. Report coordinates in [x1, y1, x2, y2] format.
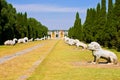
[95, 0, 106, 45]
[113, 0, 120, 51]
[83, 8, 96, 43]
[73, 12, 82, 40]
[93, 3, 101, 41]
[113, 0, 120, 31]
[105, 0, 115, 48]
[83, 9, 90, 42]
[68, 27, 74, 38]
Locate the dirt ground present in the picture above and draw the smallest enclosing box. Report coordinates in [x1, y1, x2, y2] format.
[71, 61, 120, 69]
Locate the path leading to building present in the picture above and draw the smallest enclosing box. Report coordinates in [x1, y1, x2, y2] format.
[17, 40, 59, 80]
[0, 39, 59, 80]
[0, 44, 44, 64]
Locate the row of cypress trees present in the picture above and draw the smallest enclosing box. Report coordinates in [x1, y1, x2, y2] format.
[68, 0, 120, 51]
[0, 0, 48, 45]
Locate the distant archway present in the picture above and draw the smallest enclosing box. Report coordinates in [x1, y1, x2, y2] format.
[48, 30, 68, 39]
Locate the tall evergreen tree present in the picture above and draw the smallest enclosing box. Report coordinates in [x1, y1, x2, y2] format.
[73, 12, 82, 40]
[83, 8, 96, 43]
[68, 27, 74, 38]
[93, 3, 101, 41]
[94, 0, 106, 45]
[81, 0, 120, 51]
[113, 0, 120, 31]
[105, 0, 115, 48]
[1, 1, 17, 44]
[113, 0, 120, 51]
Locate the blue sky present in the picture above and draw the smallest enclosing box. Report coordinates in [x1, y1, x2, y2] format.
[7, 0, 114, 30]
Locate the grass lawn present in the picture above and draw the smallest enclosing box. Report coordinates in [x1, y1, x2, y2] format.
[28, 39, 120, 80]
[0, 40, 59, 80]
[0, 41, 44, 57]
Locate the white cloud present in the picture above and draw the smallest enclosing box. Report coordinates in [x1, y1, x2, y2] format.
[13, 4, 86, 13]
[12, 4, 87, 30]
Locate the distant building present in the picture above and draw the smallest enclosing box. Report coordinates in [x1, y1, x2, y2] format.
[48, 30, 68, 39]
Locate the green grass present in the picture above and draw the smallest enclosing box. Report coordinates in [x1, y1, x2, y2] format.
[0, 41, 44, 57]
[0, 39, 120, 80]
[0, 40, 59, 80]
[27, 40, 120, 80]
